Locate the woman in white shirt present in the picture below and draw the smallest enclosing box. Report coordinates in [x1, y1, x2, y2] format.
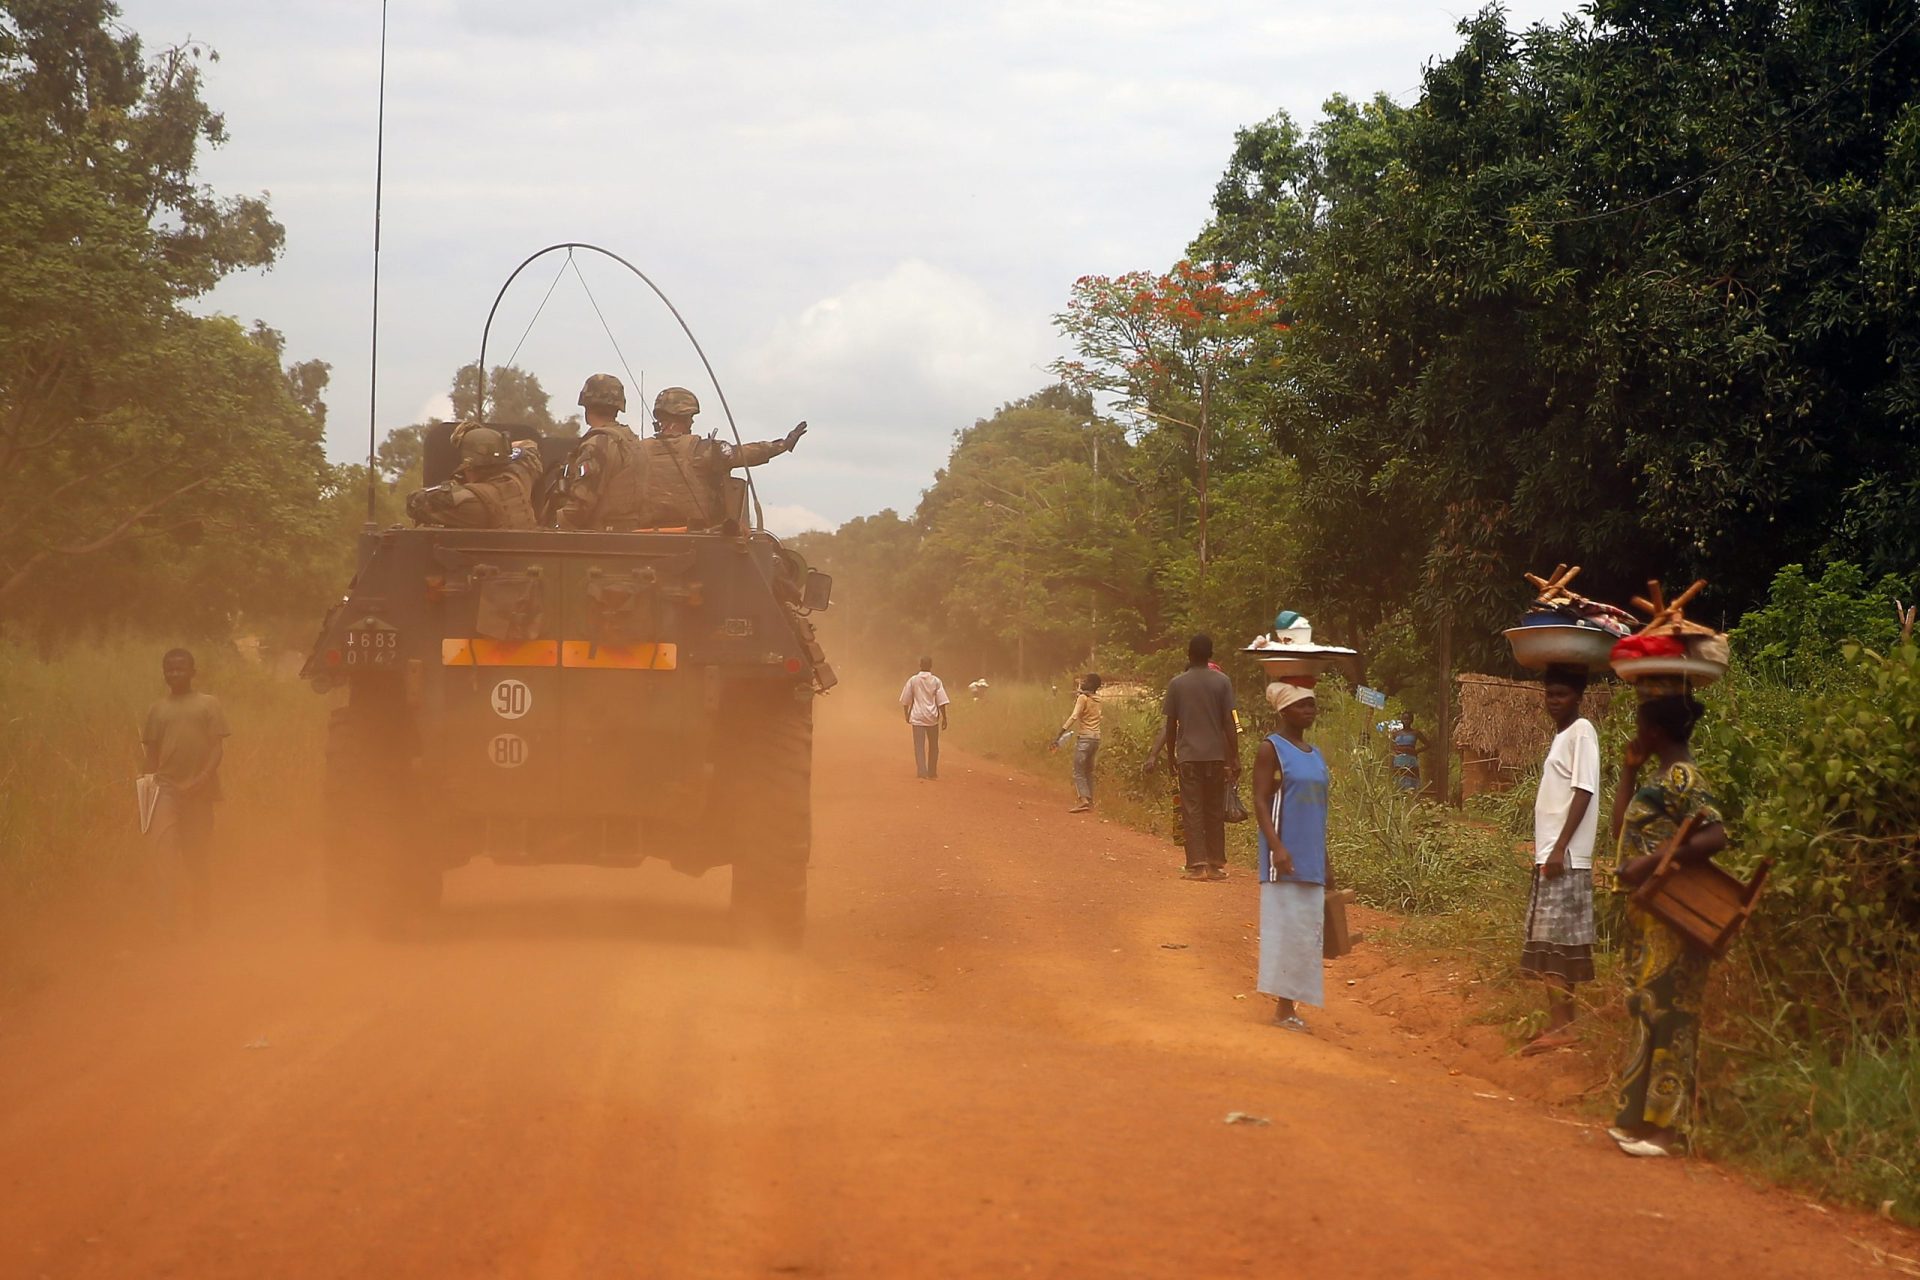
[1519, 667, 1600, 1054]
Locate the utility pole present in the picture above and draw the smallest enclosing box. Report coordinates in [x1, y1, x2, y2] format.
[1090, 429, 1100, 664]
[1434, 616, 1454, 806]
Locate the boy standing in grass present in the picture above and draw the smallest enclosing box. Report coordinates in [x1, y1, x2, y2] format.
[142, 649, 229, 935]
[1519, 667, 1599, 1053]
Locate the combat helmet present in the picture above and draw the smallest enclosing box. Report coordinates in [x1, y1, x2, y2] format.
[653, 386, 701, 418]
[452, 424, 512, 468]
[578, 373, 627, 412]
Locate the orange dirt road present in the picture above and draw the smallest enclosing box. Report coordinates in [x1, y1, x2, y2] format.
[0, 696, 1908, 1279]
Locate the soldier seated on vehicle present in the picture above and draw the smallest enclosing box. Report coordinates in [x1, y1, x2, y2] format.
[405, 424, 544, 529]
[614, 386, 808, 531]
[552, 373, 643, 530]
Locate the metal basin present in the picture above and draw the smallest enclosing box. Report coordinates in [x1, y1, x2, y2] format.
[1503, 624, 1616, 672]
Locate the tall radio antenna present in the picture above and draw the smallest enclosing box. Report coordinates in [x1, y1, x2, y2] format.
[364, 0, 390, 523]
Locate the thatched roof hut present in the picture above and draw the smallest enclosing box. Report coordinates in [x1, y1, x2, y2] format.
[1454, 673, 1615, 796]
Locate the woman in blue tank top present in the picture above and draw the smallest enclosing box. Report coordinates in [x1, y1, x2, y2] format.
[1252, 682, 1332, 1032]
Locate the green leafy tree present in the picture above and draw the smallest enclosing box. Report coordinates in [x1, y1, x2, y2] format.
[1194, 2, 1920, 645]
[376, 361, 571, 488]
[0, 0, 307, 617]
[1052, 261, 1284, 590]
[451, 362, 564, 429]
[376, 424, 429, 481]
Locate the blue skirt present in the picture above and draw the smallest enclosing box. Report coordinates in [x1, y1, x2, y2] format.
[1258, 880, 1325, 1006]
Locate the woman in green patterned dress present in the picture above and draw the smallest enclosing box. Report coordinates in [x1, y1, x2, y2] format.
[1607, 681, 1730, 1158]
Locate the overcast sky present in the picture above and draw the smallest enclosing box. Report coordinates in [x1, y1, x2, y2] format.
[122, 0, 1580, 534]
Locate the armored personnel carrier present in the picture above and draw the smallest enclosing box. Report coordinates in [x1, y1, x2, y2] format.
[302, 446, 834, 945]
[302, 247, 834, 946]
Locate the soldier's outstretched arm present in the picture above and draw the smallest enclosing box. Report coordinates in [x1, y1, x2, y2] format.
[725, 421, 808, 469]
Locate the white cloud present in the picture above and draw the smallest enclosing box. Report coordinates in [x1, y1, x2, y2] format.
[761, 504, 832, 538]
[726, 261, 1058, 517]
[124, 0, 1584, 528]
[747, 261, 1053, 419]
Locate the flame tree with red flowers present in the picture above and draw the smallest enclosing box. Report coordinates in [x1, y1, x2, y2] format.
[1050, 260, 1285, 597]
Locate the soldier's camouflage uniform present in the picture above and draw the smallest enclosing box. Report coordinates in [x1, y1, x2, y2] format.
[613, 434, 789, 529]
[554, 422, 643, 530]
[596, 385, 801, 531]
[407, 443, 545, 529]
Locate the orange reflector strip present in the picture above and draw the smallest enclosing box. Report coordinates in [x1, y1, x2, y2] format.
[559, 641, 678, 670]
[441, 639, 560, 667]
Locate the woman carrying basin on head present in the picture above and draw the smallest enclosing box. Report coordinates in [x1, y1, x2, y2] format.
[1252, 682, 1331, 1033]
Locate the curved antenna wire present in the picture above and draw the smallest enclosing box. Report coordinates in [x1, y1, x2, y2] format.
[567, 256, 645, 415]
[363, 0, 389, 521]
[478, 242, 763, 530]
[501, 253, 573, 373]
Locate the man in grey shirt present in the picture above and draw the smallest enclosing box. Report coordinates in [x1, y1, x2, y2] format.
[1162, 634, 1239, 880]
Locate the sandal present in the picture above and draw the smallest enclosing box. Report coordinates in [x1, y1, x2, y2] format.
[1274, 1014, 1311, 1034]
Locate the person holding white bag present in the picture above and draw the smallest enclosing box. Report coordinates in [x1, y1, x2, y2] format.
[1049, 673, 1103, 813]
[140, 649, 229, 936]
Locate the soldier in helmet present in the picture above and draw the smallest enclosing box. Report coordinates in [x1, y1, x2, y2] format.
[553, 373, 643, 530]
[406, 423, 544, 529]
[622, 386, 809, 530]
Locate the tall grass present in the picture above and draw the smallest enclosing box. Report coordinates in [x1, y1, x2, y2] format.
[948, 673, 1526, 912]
[1313, 685, 1531, 919]
[1713, 1021, 1920, 1216]
[945, 681, 1221, 851]
[0, 636, 334, 910]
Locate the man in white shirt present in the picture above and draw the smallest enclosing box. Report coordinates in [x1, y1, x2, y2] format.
[899, 657, 951, 780]
[1520, 667, 1600, 1054]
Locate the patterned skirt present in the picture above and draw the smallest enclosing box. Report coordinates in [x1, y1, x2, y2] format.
[1614, 904, 1709, 1141]
[1519, 867, 1596, 984]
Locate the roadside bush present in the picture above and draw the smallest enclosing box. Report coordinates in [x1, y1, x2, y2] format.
[1708, 642, 1920, 1032]
[1729, 561, 1910, 688]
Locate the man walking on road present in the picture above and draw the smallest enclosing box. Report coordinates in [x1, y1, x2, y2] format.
[141, 649, 230, 935]
[1162, 635, 1240, 880]
[900, 657, 951, 780]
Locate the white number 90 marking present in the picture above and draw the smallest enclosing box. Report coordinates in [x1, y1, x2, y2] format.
[491, 678, 532, 720]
